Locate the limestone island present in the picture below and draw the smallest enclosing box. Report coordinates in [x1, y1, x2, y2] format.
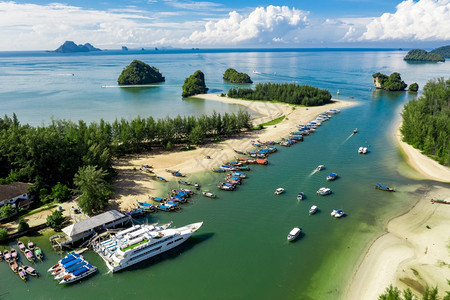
[223, 68, 253, 84]
[117, 60, 165, 85]
[53, 41, 101, 53]
[403, 49, 445, 62]
[431, 45, 450, 58]
[372, 72, 407, 91]
[182, 70, 208, 97]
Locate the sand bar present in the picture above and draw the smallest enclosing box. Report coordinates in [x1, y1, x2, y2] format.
[112, 94, 355, 211]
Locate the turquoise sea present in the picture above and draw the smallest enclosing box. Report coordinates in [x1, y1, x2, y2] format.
[0, 49, 449, 299]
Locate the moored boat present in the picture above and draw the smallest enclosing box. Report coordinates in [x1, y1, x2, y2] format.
[48, 253, 82, 272]
[156, 176, 167, 182]
[316, 187, 332, 196]
[10, 248, 18, 261]
[9, 260, 19, 273]
[275, 188, 285, 195]
[27, 241, 35, 251]
[309, 205, 318, 214]
[24, 249, 35, 263]
[17, 241, 26, 254]
[326, 173, 338, 181]
[178, 180, 191, 186]
[287, 227, 302, 241]
[3, 249, 11, 262]
[95, 221, 203, 272]
[0, 250, 3, 261]
[18, 266, 27, 281]
[34, 247, 44, 261]
[375, 183, 394, 192]
[297, 192, 304, 200]
[334, 209, 345, 218]
[59, 264, 97, 284]
[23, 264, 39, 277]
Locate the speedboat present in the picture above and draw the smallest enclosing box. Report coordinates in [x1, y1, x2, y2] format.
[353, 128, 357, 134]
[309, 205, 318, 214]
[331, 209, 338, 216]
[363, 147, 368, 154]
[326, 173, 338, 181]
[316, 165, 325, 171]
[297, 192, 304, 200]
[202, 191, 217, 199]
[316, 187, 332, 196]
[48, 253, 82, 272]
[287, 227, 302, 242]
[275, 188, 285, 195]
[334, 209, 345, 218]
[358, 147, 364, 154]
[375, 183, 394, 192]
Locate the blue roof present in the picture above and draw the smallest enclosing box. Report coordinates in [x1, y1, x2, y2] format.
[73, 266, 88, 276]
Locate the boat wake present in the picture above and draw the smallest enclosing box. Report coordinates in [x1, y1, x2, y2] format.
[309, 169, 318, 176]
[342, 133, 354, 144]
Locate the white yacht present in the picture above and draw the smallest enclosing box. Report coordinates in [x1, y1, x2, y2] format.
[287, 227, 302, 241]
[316, 187, 332, 196]
[275, 188, 285, 195]
[309, 205, 318, 214]
[95, 222, 203, 272]
[59, 264, 97, 284]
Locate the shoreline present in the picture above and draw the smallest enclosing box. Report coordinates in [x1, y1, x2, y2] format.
[111, 94, 356, 211]
[345, 124, 450, 299]
[395, 122, 450, 183]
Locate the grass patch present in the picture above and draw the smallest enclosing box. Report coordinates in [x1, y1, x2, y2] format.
[260, 115, 285, 127]
[19, 203, 58, 219]
[121, 239, 148, 251]
[180, 146, 196, 151]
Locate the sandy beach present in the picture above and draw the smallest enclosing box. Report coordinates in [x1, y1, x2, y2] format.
[111, 94, 355, 211]
[346, 127, 450, 299]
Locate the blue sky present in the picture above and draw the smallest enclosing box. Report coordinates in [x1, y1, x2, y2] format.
[0, 0, 449, 50]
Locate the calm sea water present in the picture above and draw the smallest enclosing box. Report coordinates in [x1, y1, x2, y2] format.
[0, 49, 449, 299]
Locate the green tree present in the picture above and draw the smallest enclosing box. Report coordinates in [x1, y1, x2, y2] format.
[0, 204, 15, 218]
[0, 228, 7, 241]
[46, 210, 64, 230]
[189, 125, 204, 145]
[409, 83, 419, 92]
[223, 68, 252, 83]
[73, 165, 113, 215]
[50, 183, 72, 201]
[17, 219, 30, 232]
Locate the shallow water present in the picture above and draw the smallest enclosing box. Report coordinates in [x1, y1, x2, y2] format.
[0, 49, 448, 299]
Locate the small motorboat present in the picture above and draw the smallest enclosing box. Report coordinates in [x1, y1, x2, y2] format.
[17, 241, 26, 254]
[334, 209, 345, 218]
[178, 180, 191, 186]
[326, 173, 338, 181]
[18, 266, 27, 281]
[202, 192, 217, 199]
[316, 187, 332, 196]
[316, 165, 325, 171]
[363, 147, 368, 154]
[375, 183, 394, 192]
[353, 128, 357, 134]
[194, 183, 200, 190]
[27, 241, 36, 251]
[309, 205, 318, 214]
[156, 176, 167, 182]
[275, 188, 285, 195]
[359, 147, 368, 154]
[297, 192, 304, 200]
[3, 249, 11, 262]
[287, 227, 302, 242]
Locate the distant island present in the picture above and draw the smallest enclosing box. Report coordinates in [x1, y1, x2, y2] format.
[223, 68, 253, 84]
[430, 45, 450, 58]
[372, 72, 407, 91]
[53, 41, 101, 53]
[117, 60, 165, 85]
[403, 49, 445, 62]
[182, 70, 208, 97]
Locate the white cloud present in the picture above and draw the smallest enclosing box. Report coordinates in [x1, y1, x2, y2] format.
[360, 0, 450, 41]
[183, 5, 309, 46]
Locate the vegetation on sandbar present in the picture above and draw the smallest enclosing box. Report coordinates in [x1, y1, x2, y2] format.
[227, 82, 332, 106]
[223, 68, 252, 83]
[401, 78, 449, 166]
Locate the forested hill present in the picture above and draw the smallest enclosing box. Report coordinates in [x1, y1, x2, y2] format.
[431, 45, 450, 58]
[400, 78, 449, 166]
[403, 49, 445, 62]
[227, 82, 332, 106]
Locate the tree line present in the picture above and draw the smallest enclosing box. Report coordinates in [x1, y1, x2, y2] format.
[400, 78, 449, 166]
[0, 110, 252, 211]
[227, 82, 332, 106]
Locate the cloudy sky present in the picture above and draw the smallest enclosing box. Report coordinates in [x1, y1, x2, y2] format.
[0, 0, 449, 51]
